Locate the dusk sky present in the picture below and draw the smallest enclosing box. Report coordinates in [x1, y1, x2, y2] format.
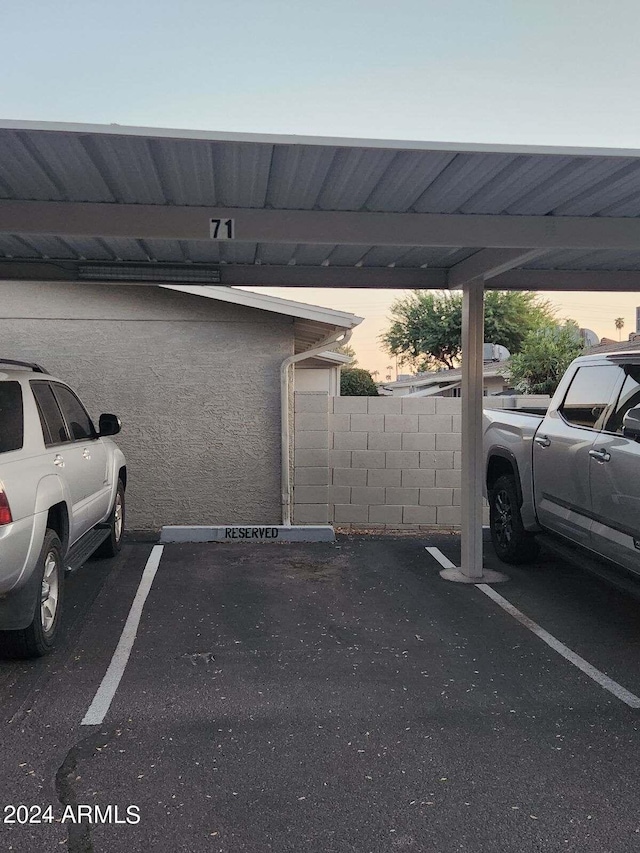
[2, 0, 640, 375]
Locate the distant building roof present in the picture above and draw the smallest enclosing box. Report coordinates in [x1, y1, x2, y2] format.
[586, 337, 640, 355]
[382, 362, 506, 391]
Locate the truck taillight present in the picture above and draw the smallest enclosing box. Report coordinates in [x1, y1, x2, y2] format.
[0, 487, 12, 525]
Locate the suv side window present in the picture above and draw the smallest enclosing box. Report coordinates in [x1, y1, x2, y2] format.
[52, 384, 96, 441]
[31, 382, 70, 446]
[603, 365, 640, 434]
[559, 365, 623, 430]
[0, 382, 23, 453]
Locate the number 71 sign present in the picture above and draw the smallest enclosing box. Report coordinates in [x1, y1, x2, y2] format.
[209, 218, 235, 240]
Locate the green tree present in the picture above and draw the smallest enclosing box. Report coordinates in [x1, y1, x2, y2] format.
[506, 322, 585, 395]
[340, 367, 379, 396]
[615, 317, 625, 340]
[381, 290, 556, 371]
[336, 343, 357, 365]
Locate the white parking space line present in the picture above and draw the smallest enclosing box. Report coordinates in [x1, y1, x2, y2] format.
[81, 544, 164, 726]
[426, 546, 640, 710]
[426, 546, 456, 569]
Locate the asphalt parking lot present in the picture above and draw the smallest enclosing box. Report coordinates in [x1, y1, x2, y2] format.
[1, 534, 640, 853]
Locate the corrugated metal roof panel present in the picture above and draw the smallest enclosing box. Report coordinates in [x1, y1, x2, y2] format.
[266, 145, 336, 209]
[527, 248, 640, 270]
[17, 235, 78, 259]
[24, 132, 116, 202]
[76, 135, 168, 204]
[101, 238, 150, 262]
[394, 246, 471, 268]
[148, 138, 218, 206]
[458, 155, 575, 214]
[316, 147, 396, 210]
[0, 131, 67, 201]
[363, 150, 456, 212]
[526, 248, 600, 269]
[412, 153, 520, 213]
[63, 237, 116, 260]
[597, 192, 640, 217]
[211, 142, 272, 208]
[359, 245, 416, 267]
[3, 125, 640, 222]
[142, 239, 185, 262]
[0, 234, 41, 258]
[292, 244, 336, 265]
[506, 157, 633, 215]
[324, 245, 370, 266]
[255, 243, 297, 265]
[553, 161, 640, 216]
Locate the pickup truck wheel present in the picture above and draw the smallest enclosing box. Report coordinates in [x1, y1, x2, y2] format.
[95, 479, 125, 558]
[0, 529, 64, 659]
[489, 474, 540, 565]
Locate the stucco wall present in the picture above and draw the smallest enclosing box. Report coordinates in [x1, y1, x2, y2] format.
[0, 282, 294, 530]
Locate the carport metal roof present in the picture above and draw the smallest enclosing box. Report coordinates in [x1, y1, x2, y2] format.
[3, 119, 640, 580]
[2, 119, 640, 291]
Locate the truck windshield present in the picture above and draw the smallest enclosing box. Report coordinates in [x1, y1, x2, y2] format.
[0, 382, 24, 453]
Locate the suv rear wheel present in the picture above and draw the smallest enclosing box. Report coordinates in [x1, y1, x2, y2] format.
[0, 529, 65, 658]
[489, 474, 540, 565]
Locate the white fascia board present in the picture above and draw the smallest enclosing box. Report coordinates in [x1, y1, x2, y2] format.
[160, 284, 363, 330]
[298, 351, 354, 365]
[4, 118, 640, 160]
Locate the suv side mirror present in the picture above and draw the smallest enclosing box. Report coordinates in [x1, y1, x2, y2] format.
[622, 407, 640, 441]
[99, 413, 121, 437]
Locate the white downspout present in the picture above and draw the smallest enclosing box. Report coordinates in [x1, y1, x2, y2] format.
[280, 328, 352, 526]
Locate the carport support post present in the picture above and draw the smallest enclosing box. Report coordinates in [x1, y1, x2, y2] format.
[459, 279, 485, 579]
[439, 278, 507, 583]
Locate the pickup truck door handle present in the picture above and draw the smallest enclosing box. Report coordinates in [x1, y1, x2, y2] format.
[534, 435, 551, 448]
[589, 448, 611, 463]
[53, 454, 65, 468]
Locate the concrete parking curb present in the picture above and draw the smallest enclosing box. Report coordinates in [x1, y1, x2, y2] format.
[159, 525, 336, 543]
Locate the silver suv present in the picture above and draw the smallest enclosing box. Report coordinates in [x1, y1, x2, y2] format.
[0, 360, 126, 658]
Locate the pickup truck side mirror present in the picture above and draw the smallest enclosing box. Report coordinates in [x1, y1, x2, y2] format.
[98, 413, 121, 437]
[622, 406, 640, 441]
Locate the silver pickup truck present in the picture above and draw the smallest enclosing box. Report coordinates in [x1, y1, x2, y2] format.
[0, 360, 126, 658]
[484, 351, 640, 572]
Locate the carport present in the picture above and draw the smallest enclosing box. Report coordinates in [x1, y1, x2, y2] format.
[2, 119, 640, 579]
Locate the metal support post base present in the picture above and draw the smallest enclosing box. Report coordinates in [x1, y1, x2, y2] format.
[439, 567, 509, 584]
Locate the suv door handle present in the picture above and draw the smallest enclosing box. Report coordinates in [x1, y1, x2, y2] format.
[53, 454, 65, 468]
[534, 435, 551, 448]
[82, 448, 91, 460]
[589, 448, 611, 463]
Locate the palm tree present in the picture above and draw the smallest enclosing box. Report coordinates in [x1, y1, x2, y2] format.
[371, 370, 379, 380]
[387, 364, 394, 381]
[615, 317, 625, 341]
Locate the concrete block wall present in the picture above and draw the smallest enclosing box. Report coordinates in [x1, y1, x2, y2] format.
[293, 392, 549, 530]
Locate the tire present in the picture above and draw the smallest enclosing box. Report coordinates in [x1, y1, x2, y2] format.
[0, 529, 64, 659]
[489, 474, 540, 565]
[95, 479, 125, 558]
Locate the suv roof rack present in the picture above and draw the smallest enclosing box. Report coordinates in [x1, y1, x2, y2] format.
[0, 359, 49, 374]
